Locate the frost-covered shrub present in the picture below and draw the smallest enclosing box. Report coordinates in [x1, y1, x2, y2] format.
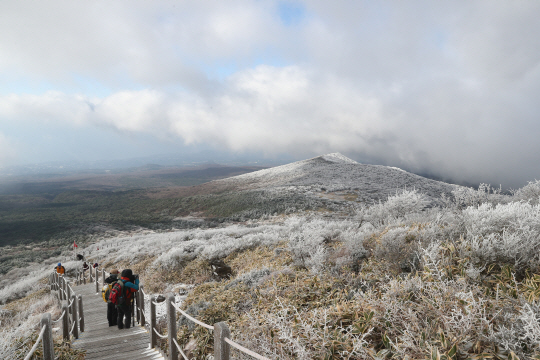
[462, 202, 540, 269]
[467, 231, 540, 270]
[236, 301, 372, 360]
[463, 201, 540, 237]
[519, 303, 540, 350]
[486, 302, 540, 356]
[200, 232, 281, 261]
[357, 271, 490, 357]
[288, 232, 327, 272]
[512, 179, 540, 204]
[373, 226, 421, 272]
[450, 183, 509, 209]
[362, 189, 431, 225]
[330, 227, 368, 272]
[225, 267, 271, 290]
[303, 245, 327, 275]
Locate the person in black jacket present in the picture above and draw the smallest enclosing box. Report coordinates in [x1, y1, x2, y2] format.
[117, 269, 139, 330]
[104, 269, 119, 326]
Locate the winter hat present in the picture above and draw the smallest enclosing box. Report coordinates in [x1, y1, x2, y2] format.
[121, 269, 133, 278]
[58, 263, 61, 266]
[110, 269, 119, 275]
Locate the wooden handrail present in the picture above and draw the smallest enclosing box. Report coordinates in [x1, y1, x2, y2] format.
[50, 263, 269, 360]
[224, 337, 271, 360]
[23, 323, 47, 360]
[144, 291, 268, 360]
[24, 271, 86, 360]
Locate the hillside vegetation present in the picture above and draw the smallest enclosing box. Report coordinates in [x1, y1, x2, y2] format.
[3, 180, 540, 359]
[3, 155, 540, 359]
[0, 155, 455, 273]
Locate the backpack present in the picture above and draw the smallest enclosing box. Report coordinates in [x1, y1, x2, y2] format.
[102, 283, 113, 303]
[108, 279, 126, 305]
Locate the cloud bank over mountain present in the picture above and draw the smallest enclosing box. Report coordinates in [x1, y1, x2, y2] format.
[1, 1, 540, 188]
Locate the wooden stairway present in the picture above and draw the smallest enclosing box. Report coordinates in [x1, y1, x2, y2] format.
[71, 283, 164, 360]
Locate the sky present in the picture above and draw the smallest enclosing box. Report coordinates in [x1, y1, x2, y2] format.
[1, 1, 540, 188]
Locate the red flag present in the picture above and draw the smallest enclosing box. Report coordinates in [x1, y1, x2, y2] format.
[73, 241, 78, 248]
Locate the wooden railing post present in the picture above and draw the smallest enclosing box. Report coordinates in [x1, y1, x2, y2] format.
[150, 295, 157, 349]
[136, 290, 140, 324]
[102, 268, 105, 285]
[78, 295, 85, 333]
[214, 322, 230, 360]
[58, 277, 62, 300]
[167, 294, 178, 360]
[71, 294, 79, 339]
[83, 269, 86, 284]
[140, 285, 145, 326]
[62, 301, 69, 341]
[59, 277, 64, 301]
[41, 313, 55, 360]
[95, 267, 99, 293]
[66, 280, 72, 301]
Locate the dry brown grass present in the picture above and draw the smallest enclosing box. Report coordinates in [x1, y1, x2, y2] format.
[3, 288, 50, 311]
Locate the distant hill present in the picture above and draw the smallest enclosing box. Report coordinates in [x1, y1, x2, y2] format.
[177, 153, 461, 206]
[145, 153, 463, 225]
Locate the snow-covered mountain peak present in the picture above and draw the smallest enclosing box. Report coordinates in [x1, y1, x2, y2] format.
[318, 153, 358, 164]
[209, 152, 460, 205]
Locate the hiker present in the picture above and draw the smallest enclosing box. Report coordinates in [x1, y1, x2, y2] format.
[114, 269, 139, 329]
[83, 261, 90, 271]
[93, 262, 99, 269]
[102, 269, 119, 326]
[55, 262, 65, 275]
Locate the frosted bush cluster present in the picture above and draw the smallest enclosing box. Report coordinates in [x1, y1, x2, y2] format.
[355, 189, 431, 226]
[225, 267, 271, 289]
[512, 179, 540, 204]
[463, 202, 540, 269]
[237, 301, 371, 360]
[449, 183, 509, 209]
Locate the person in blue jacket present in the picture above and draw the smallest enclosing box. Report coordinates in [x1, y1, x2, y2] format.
[117, 269, 139, 329]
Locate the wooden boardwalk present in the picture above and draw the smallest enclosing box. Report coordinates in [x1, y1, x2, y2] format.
[71, 283, 164, 360]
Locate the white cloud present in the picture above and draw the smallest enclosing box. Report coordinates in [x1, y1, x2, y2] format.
[1, 1, 540, 187]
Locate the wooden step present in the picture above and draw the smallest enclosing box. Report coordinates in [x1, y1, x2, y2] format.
[69, 283, 164, 360]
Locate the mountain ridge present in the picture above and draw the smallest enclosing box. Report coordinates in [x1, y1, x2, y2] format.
[207, 152, 461, 205]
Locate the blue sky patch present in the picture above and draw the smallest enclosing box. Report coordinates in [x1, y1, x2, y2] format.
[278, 1, 306, 26]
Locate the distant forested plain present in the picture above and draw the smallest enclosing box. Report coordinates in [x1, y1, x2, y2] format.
[0, 165, 269, 273]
